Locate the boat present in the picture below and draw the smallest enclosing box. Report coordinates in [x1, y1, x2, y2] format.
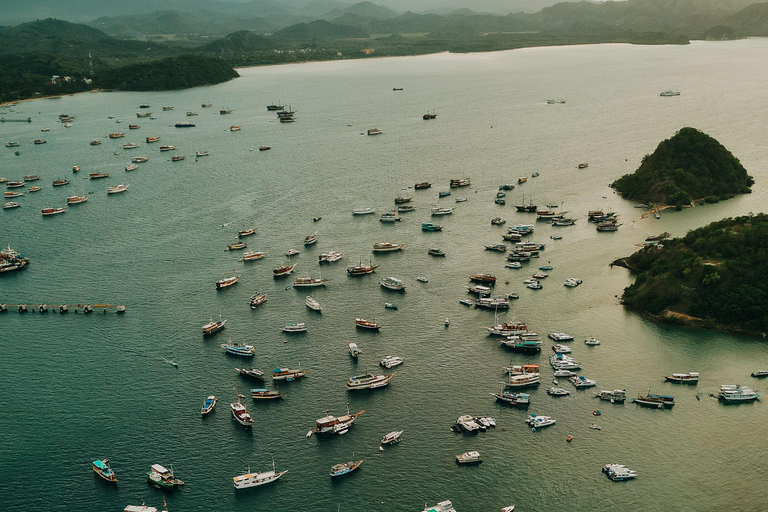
[449, 178, 471, 188]
[159, 145, 175, 152]
[312, 404, 366, 436]
[552, 217, 576, 226]
[485, 243, 507, 252]
[266, 104, 284, 111]
[660, 90, 681, 96]
[384, 302, 398, 310]
[431, 207, 454, 216]
[552, 344, 572, 353]
[23, 175, 40, 182]
[347, 259, 378, 275]
[577, 162, 589, 169]
[455, 415, 482, 433]
[235, 367, 265, 380]
[147, 463, 184, 489]
[547, 387, 570, 396]
[221, 341, 254, 357]
[233, 461, 287, 489]
[202, 316, 226, 335]
[230, 125, 241, 131]
[518, 177, 527, 184]
[273, 263, 296, 277]
[352, 207, 375, 215]
[380, 355, 404, 369]
[293, 276, 328, 287]
[569, 376, 598, 388]
[549, 332, 574, 342]
[303, 232, 318, 245]
[286, 249, 300, 257]
[238, 228, 257, 238]
[469, 273, 496, 284]
[589, 424, 602, 430]
[215, 275, 239, 289]
[171, 155, 185, 161]
[367, 128, 383, 135]
[495, 198, 506, 205]
[718, 384, 761, 401]
[330, 459, 363, 477]
[372, 242, 404, 252]
[416, 276, 428, 283]
[251, 388, 285, 400]
[23, 186, 38, 193]
[108, 132, 124, 139]
[349, 342, 362, 358]
[3, 190, 23, 197]
[501, 506, 516, 512]
[2, 202, 20, 209]
[107, 183, 129, 194]
[751, 370, 768, 378]
[422, 222, 443, 232]
[491, 217, 506, 225]
[380, 276, 406, 291]
[397, 205, 415, 212]
[381, 430, 403, 444]
[664, 372, 699, 383]
[272, 368, 308, 381]
[564, 277, 583, 287]
[455, 197, 467, 203]
[195, 151, 209, 158]
[92, 459, 118, 483]
[594, 389, 627, 403]
[146, 136, 160, 143]
[89, 172, 110, 179]
[423, 110, 437, 120]
[428, 248, 446, 256]
[318, 250, 343, 263]
[41, 207, 67, 216]
[5, 142, 20, 147]
[230, 400, 254, 426]
[438, 190, 451, 198]
[122, 143, 138, 149]
[249, 293, 267, 308]
[125, 164, 139, 171]
[456, 451, 482, 465]
[5, 181, 24, 189]
[380, 211, 401, 222]
[632, 392, 675, 408]
[394, 196, 412, 204]
[603, 463, 638, 481]
[505, 373, 541, 388]
[422, 501, 457, 512]
[174, 122, 196, 129]
[547, 99, 566, 104]
[475, 296, 510, 309]
[526, 414, 556, 429]
[305, 296, 322, 312]
[414, 182, 431, 189]
[485, 320, 527, 335]
[491, 390, 531, 406]
[347, 372, 393, 390]
[313, 216, 322, 221]
[282, 322, 308, 333]
[355, 318, 380, 330]
[201, 395, 217, 415]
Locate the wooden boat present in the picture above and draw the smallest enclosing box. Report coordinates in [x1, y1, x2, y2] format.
[235, 367, 265, 380]
[238, 228, 257, 238]
[147, 463, 184, 489]
[29, 186, 41, 192]
[312, 405, 365, 435]
[34, 139, 46, 144]
[394, 196, 412, 204]
[355, 318, 380, 330]
[2, 201, 20, 209]
[227, 242, 247, 251]
[125, 164, 138, 171]
[5, 181, 25, 188]
[249, 293, 267, 308]
[578, 162, 589, 169]
[89, 172, 110, 179]
[272, 368, 308, 381]
[293, 276, 328, 287]
[347, 259, 378, 276]
[24, 175, 40, 181]
[241, 251, 265, 262]
[92, 459, 118, 483]
[215, 275, 239, 290]
[159, 145, 175, 151]
[230, 125, 241, 131]
[367, 128, 383, 135]
[122, 143, 138, 149]
[195, 151, 209, 157]
[251, 388, 285, 400]
[201, 395, 217, 415]
[202, 316, 226, 335]
[273, 263, 296, 277]
[108, 132, 124, 139]
[171, 155, 185, 161]
[347, 373, 393, 390]
[129, 124, 140, 129]
[330, 460, 363, 477]
[414, 182, 432, 189]
[304, 232, 318, 245]
[469, 273, 496, 284]
[230, 400, 254, 426]
[146, 136, 160, 143]
[41, 207, 67, 216]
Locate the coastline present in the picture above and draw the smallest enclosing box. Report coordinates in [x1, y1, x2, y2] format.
[0, 88, 110, 108]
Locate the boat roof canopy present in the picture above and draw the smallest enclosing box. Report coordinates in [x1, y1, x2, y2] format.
[150, 464, 169, 474]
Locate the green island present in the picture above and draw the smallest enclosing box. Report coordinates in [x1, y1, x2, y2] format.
[611, 127, 754, 209]
[615, 213, 768, 334]
[98, 55, 240, 91]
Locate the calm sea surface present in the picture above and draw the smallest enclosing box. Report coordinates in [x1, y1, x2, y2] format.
[2, 39, 768, 512]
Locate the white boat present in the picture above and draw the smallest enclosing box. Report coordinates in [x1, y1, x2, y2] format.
[564, 277, 583, 287]
[594, 389, 627, 403]
[431, 206, 454, 216]
[552, 344, 571, 354]
[526, 414, 556, 429]
[318, 250, 343, 263]
[467, 285, 491, 296]
[41, 207, 67, 216]
[305, 296, 322, 312]
[372, 241, 404, 252]
[348, 342, 362, 358]
[107, 183, 129, 194]
[202, 316, 226, 335]
[505, 373, 541, 388]
[347, 372, 393, 390]
[2, 201, 20, 209]
[718, 384, 761, 401]
[584, 337, 601, 345]
[293, 276, 329, 287]
[380, 355, 404, 369]
[241, 250, 265, 261]
[549, 332, 574, 341]
[569, 375, 597, 388]
[554, 369, 577, 377]
[282, 322, 307, 333]
[603, 463, 638, 481]
[456, 414, 481, 433]
[455, 451, 482, 464]
[547, 387, 570, 396]
[230, 400, 254, 426]
[380, 276, 406, 291]
[422, 501, 457, 512]
[352, 207, 375, 215]
[505, 262, 522, 269]
[381, 430, 403, 445]
[125, 164, 138, 171]
[233, 461, 287, 489]
[664, 372, 699, 383]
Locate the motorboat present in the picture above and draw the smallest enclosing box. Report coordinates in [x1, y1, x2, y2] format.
[89, 172, 110, 179]
[584, 337, 601, 346]
[414, 182, 431, 189]
[372, 241, 404, 252]
[235, 367, 265, 380]
[282, 322, 308, 333]
[554, 369, 577, 377]
[286, 249, 300, 257]
[632, 392, 675, 408]
[428, 248, 446, 256]
[319, 251, 343, 263]
[201, 395, 217, 415]
[249, 293, 267, 308]
[384, 302, 398, 309]
[125, 164, 139, 171]
[330, 459, 363, 477]
[379, 355, 404, 369]
[215, 275, 239, 289]
[147, 463, 184, 489]
[305, 296, 322, 312]
[552, 344, 572, 354]
[233, 461, 287, 489]
[92, 459, 118, 483]
[505, 262, 522, 269]
[491, 217, 506, 225]
[304, 232, 318, 245]
[469, 273, 496, 284]
[449, 178, 470, 188]
[456, 451, 482, 465]
[603, 463, 638, 481]
[549, 332, 574, 341]
[2, 201, 20, 209]
[594, 389, 627, 403]
[491, 390, 530, 406]
[416, 276, 428, 283]
[527, 281, 542, 290]
[159, 145, 175, 151]
[718, 384, 761, 401]
[241, 251, 265, 261]
[221, 341, 254, 357]
[569, 376, 597, 388]
[348, 342, 362, 358]
[272, 368, 308, 381]
[367, 128, 383, 135]
[292, 276, 329, 287]
[664, 372, 698, 383]
[751, 370, 768, 378]
[455, 197, 467, 202]
[394, 196, 412, 204]
[564, 277, 583, 287]
[380, 276, 406, 291]
[381, 430, 403, 445]
[660, 90, 681, 96]
[312, 405, 365, 435]
[352, 207, 375, 215]
[346, 373, 393, 390]
[171, 155, 185, 161]
[526, 414, 556, 429]
[107, 183, 129, 194]
[230, 400, 254, 426]
[397, 205, 415, 212]
[431, 207, 454, 216]
[485, 243, 507, 252]
[455, 415, 482, 433]
[547, 387, 570, 396]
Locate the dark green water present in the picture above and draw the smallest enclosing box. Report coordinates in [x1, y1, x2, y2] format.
[2, 40, 768, 512]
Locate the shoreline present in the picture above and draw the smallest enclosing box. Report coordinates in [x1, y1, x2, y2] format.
[0, 89, 111, 109]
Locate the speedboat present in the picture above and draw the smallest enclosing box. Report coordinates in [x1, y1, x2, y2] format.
[455, 451, 482, 465]
[584, 337, 601, 345]
[305, 296, 322, 312]
[233, 461, 287, 489]
[547, 387, 570, 396]
[201, 395, 217, 415]
[549, 332, 575, 341]
[379, 355, 403, 369]
[552, 344, 571, 354]
[526, 414, 556, 429]
[349, 342, 362, 358]
[569, 375, 597, 388]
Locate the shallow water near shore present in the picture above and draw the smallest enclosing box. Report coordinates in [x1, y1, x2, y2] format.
[2, 39, 768, 512]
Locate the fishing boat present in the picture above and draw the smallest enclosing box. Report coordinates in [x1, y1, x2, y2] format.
[215, 275, 239, 289]
[221, 341, 254, 357]
[632, 392, 675, 408]
[201, 395, 217, 415]
[414, 182, 432, 189]
[664, 372, 699, 383]
[272, 368, 308, 381]
[125, 164, 138, 171]
[318, 250, 343, 263]
[235, 367, 265, 380]
[372, 242, 404, 252]
[233, 461, 287, 489]
[355, 318, 380, 330]
[352, 207, 375, 215]
[380, 276, 406, 291]
[147, 464, 184, 489]
[249, 293, 267, 308]
[230, 400, 254, 426]
[282, 322, 308, 333]
[251, 388, 285, 400]
[107, 183, 129, 194]
[330, 460, 363, 477]
[159, 145, 175, 151]
[384, 302, 398, 310]
[491, 390, 531, 406]
[526, 414, 556, 429]
[202, 316, 226, 335]
[367, 128, 383, 135]
[238, 228, 257, 238]
[660, 90, 681, 96]
[305, 296, 322, 312]
[431, 207, 454, 216]
[171, 155, 185, 162]
[303, 232, 318, 245]
[89, 172, 110, 179]
[394, 196, 412, 204]
[92, 459, 118, 483]
[108, 132, 125, 139]
[347, 373, 393, 390]
[449, 178, 471, 188]
[380, 211, 401, 222]
[349, 342, 362, 358]
[456, 451, 482, 465]
[347, 259, 378, 275]
[469, 273, 496, 284]
[2, 201, 20, 209]
[381, 430, 403, 444]
[422, 222, 443, 231]
[41, 207, 67, 216]
[380, 355, 404, 369]
[293, 276, 328, 287]
[273, 263, 296, 277]
[428, 248, 446, 256]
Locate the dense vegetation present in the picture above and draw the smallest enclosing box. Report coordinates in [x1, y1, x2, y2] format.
[611, 128, 753, 208]
[620, 214, 768, 333]
[0, 53, 93, 104]
[99, 55, 239, 91]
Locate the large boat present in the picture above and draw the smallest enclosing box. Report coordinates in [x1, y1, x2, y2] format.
[380, 276, 406, 291]
[273, 263, 296, 277]
[272, 368, 308, 381]
[486, 321, 528, 336]
[147, 464, 184, 489]
[718, 384, 761, 402]
[505, 373, 541, 388]
[282, 322, 308, 333]
[491, 390, 531, 406]
[305, 295, 322, 312]
[422, 222, 443, 232]
[230, 400, 254, 426]
[381, 430, 403, 444]
[347, 259, 378, 275]
[526, 414, 556, 429]
[603, 463, 638, 481]
[233, 461, 287, 489]
[663, 372, 699, 383]
[311, 404, 365, 435]
[251, 388, 285, 400]
[330, 459, 363, 477]
[431, 207, 454, 216]
[92, 459, 118, 483]
[215, 275, 239, 289]
[201, 395, 217, 415]
[41, 207, 67, 216]
[319, 251, 343, 263]
[355, 318, 380, 330]
[235, 367, 265, 380]
[238, 228, 257, 238]
[347, 372, 393, 390]
[0, 245, 30, 273]
[107, 183, 129, 194]
[414, 181, 432, 189]
[352, 207, 375, 215]
[372, 241, 404, 252]
[380, 355, 404, 369]
[202, 317, 226, 335]
[108, 132, 125, 139]
[221, 341, 254, 357]
[501, 338, 542, 352]
[632, 392, 675, 408]
[380, 211, 401, 222]
[469, 273, 496, 284]
[174, 122, 195, 128]
[89, 172, 110, 179]
[594, 389, 627, 403]
[293, 276, 328, 287]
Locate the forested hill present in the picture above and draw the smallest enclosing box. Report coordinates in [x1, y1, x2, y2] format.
[98, 55, 239, 91]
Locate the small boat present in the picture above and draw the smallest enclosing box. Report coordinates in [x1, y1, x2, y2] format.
[221, 341, 254, 357]
[272, 368, 308, 381]
[590, 424, 602, 431]
[505, 262, 522, 269]
[29, 186, 41, 192]
[286, 249, 300, 257]
[233, 461, 287, 489]
[455, 197, 467, 202]
[2, 201, 20, 209]
[347, 259, 378, 276]
[552, 344, 571, 354]
[518, 177, 527, 184]
[485, 243, 507, 252]
[227, 242, 247, 251]
[381, 430, 403, 444]
[303, 232, 318, 245]
[349, 342, 362, 358]
[215, 275, 239, 289]
[603, 463, 637, 481]
[235, 367, 265, 380]
[195, 151, 209, 157]
[146, 136, 160, 143]
[171, 155, 185, 161]
[266, 104, 284, 111]
[202, 316, 226, 335]
[380, 355, 404, 369]
[372, 242, 404, 252]
[293, 276, 328, 287]
[751, 370, 768, 378]
[455, 451, 482, 465]
[384, 302, 398, 310]
[547, 387, 570, 396]
[423, 110, 437, 120]
[201, 395, 217, 415]
[4, 191, 23, 198]
[564, 277, 583, 287]
[660, 90, 681, 96]
[414, 182, 432, 189]
[394, 196, 412, 204]
[491, 217, 506, 225]
[230, 400, 254, 426]
[569, 376, 597, 388]
[379, 211, 401, 222]
[130, 157, 148, 163]
[159, 145, 175, 151]
[249, 293, 267, 308]
[422, 222, 443, 232]
[355, 318, 380, 330]
[220, 109, 232, 115]
[459, 299, 473, 306]
[438, 190, 451, 197]
[186, 111, 198, 116]
[445, 317, 450, 326]
[352, 207, 375, 215]
[108, 132, 124, 139]
[162, 106, 175, 111]
[449, 178, 470, 188]
[664, 372, 699, 383]
[147, 463, 184, 489]
[282, 322, 308, 333]
[273, 263, 296, 277]
[632, 392, 675, 408]
[122, 143, 138, 149]
[305, 296, 322, 312]
[24, 175, 40, 182]
[5, 142, 20, 147]
[428, 248, 446, 256]
[318, 250, 343, 263]
[5, 181, 25, 188]
[107, 183, 129, 194]
[89, 172, 110, 179]
[367, 128, 383, 135]
[125, 164, 138, 171]
[380, 276, 406, 291]
[330, 459, 363, 477]
[92, 459, 118, 483]
[230, 125, 241, 131]
[346, 372, 393, 390]
[431, 207, 454, 216]
[416, 276, 428, 283]
[526, 414, 556, 430]
[41, 207, 67, 216]
[578, 162, 589, 169]
[238, 228, 257, 238]
[313, 216, 322, 221]
[259, 145, 270, 151]
[584, 337, 601, 346]
[251, 388, 285, 400]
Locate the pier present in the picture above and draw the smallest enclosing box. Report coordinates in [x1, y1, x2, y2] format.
[0, 117, 32, 123]
[0, 303, 125, 313]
